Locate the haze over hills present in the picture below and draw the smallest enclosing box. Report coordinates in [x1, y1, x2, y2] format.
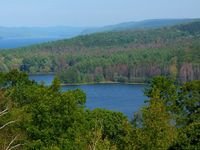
[0, 18, 199, 49]
[0, 18, 199, 40]
[0, 26, 87, 48]
[0, 26, 87, 39]
[82, 18, 199, 34]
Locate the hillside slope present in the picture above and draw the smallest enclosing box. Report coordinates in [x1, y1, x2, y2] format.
[82, 18, 199, 34]
[1, 19, 198, 39]
[0, 21, 200, 83]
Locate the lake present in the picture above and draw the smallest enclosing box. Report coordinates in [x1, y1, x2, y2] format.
[29, 74, 147, 119]
[0, 38, 60, 49]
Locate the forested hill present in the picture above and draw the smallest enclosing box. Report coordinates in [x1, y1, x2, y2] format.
[0, 19, 197, 40]
[81, 18, 199, 34]
[0, 21, 200, 83]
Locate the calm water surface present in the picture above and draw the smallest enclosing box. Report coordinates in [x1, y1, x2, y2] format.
[0, 38, 59, 49]
[29, 74, 147, 119]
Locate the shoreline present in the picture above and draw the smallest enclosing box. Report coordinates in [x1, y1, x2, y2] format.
[61, 81, 147, 86]
[29, 72, 56, 75]
[29, 73, 147, 86]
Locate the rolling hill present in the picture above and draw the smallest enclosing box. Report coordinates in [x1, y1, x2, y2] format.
[0, 21, 200, 83]
[0, 18, 198, 40]
[81, 18, 199, 34]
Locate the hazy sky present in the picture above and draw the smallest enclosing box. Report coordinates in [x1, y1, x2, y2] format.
[0, 0, 200, 27]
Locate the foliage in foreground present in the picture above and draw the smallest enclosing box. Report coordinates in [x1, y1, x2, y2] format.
[0, 70, 199, 149]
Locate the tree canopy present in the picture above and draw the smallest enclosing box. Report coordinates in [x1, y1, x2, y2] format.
[0, 21, 200, 84]
[0, 70, 199, 149]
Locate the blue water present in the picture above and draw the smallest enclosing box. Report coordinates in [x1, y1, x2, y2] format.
[29, 74, 147, 119]
[29, 74, 55, 85]
[0, 38, 59, 49]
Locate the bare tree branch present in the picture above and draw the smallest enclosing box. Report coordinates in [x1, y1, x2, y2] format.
[8, 143, 24, 150]
[0, 108, 8, 117]
[5, 135, 18, 150]
[0, 120, 17, 130]
[1, 104, 23, 150]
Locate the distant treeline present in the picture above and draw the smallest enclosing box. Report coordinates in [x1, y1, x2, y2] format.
[0, 21, 200, 83]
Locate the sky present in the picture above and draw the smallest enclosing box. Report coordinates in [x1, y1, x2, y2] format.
[0, 0, 200, 27]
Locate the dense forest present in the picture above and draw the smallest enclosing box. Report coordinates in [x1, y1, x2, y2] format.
[0, 21, 200, 83]
[0, 70, 199, 149]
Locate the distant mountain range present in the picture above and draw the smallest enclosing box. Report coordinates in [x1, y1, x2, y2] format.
[0, 18, 199, 40]
[81, 18, 200, 34]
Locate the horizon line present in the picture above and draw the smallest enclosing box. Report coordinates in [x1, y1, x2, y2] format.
[0, 17, 199, 28]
